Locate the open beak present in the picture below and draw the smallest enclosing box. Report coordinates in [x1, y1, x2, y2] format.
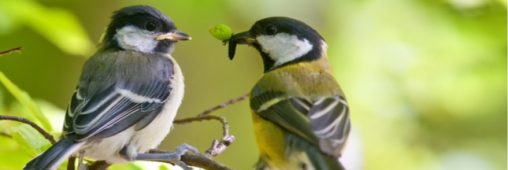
[228, 31, 256, 60]
[156, 31, 191, 41]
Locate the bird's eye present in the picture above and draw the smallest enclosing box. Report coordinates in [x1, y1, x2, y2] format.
[265, 24, 277, 35]
[145, 21, 158, 31]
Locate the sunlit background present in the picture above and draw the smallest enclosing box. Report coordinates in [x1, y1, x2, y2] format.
[0, 0, 506, 170]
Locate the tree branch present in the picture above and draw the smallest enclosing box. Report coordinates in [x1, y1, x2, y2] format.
[0, 115, 56, 144]
[0, 47, 22, 57]
[174, 115, 235, 157]
[149, 149, 232, 170]
[198, 93, 249, 117]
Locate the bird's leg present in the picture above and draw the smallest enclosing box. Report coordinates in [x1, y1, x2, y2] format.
[67, 156, 76, 170]
[77, 151, 85, 170]
[127, 144, 199, 170]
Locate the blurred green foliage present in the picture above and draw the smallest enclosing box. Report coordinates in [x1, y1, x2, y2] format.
[0, 0, 505, 170]
[0, 0, 93, 56]
[0, 72, 51, 130]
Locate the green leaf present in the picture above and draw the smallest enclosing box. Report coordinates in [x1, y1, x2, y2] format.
[0, 136, 33, 170]
[209, 24, 233, 41]
[11, 125, 51, 154]
[0, 0, 93, 56]
[36, 100, 65, 132]
[0, 72, 52, 131]
[158, 164, 170, 170]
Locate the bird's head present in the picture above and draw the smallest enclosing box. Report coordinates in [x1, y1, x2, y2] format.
[229, 17, 326, 72]
[100, 5, 191, 54]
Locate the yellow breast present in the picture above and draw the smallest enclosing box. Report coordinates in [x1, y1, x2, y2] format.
[251, 111, 287, 168]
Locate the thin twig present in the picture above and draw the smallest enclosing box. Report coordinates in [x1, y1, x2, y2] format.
[173, 93, 248, 158]
[78, 151, 85, 170]
[149, 149, 232, 170]
[197, 93, 249, 117]
[0, 115, 56, 144]
[174, 115, 235, 157]
[174, 115, 230, 137]
[0, 47, 22, 56]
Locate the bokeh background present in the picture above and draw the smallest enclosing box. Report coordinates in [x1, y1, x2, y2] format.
[0, 0, 506, 170]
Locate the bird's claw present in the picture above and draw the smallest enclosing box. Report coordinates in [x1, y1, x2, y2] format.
[175, 143, 199, 156]
[173, 144, 199, 170]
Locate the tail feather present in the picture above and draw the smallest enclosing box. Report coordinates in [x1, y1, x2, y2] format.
[24, 138, 82, 170]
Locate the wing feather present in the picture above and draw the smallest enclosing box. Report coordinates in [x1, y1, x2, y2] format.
[63, 51, 173, 141]
[251, 92, 350, 157]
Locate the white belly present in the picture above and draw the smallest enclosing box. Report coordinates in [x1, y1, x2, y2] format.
[81, 55, 185, 163]
[131, 57, 184, 153]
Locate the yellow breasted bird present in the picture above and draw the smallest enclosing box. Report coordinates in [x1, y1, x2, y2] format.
[228, 17, 350, 170]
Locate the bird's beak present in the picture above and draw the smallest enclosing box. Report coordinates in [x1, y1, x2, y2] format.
[156, 31, 192, 41]
[228, 31, 256, 60]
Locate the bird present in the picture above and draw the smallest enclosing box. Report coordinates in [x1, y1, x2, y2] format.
[24, 5, 194, 170]
[228, 17, 351, 170]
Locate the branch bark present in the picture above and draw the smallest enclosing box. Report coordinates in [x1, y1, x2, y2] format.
[149, 149, 232, 170]
[197, 93, 249, 117]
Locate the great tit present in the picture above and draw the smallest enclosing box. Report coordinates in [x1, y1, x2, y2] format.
[24, 5, 193, 170]
[228, 17, 350, 170]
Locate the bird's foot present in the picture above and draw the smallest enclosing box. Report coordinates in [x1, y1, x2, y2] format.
[135, 143, 198, 170]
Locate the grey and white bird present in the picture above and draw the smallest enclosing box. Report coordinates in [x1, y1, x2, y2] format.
[24, 5, 193, 170]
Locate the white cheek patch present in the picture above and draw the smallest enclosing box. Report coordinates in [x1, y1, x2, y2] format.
[115, 26, 158, 53]
[256, 33, 313, 67]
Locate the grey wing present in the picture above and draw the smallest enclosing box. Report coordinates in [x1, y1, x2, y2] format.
[64, 80, 171, 141]
[251, 92, 350, 157]
[63, 52, 174, 141]
[307, 96, 350, 157]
